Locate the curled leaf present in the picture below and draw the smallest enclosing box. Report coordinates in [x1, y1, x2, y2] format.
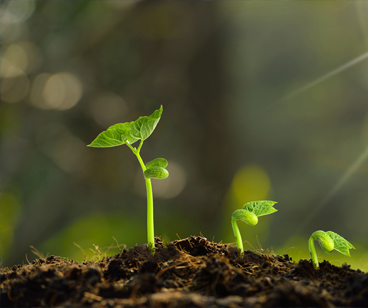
[312, 230, 334, 254]
[232, 209, 258, 226]
[144, 167, 169, 180]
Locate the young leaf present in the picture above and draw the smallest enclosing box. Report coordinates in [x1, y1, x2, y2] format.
[242, 201, 277, 217]
[88, 106, 163, 148]
[130, 105, 163, 141]
[144, 167, 169, 180]
[88, 123, 139, 148]
[146, 158, 168, 169]
[326, 231, 355, 256]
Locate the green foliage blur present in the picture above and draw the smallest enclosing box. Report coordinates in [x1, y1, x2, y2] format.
[1, 1, 368, 271]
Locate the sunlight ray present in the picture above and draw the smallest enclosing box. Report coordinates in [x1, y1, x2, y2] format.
[281, 51, 368, 102]
[256, 50, 368, 114]
[297, 143, 368, 233]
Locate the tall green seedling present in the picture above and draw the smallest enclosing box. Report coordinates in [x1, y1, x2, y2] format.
[88, 106, 168, 255]
[309, 230, 355, 269]
[232, 201, 277, 257]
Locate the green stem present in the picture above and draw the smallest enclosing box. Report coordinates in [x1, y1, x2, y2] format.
[231, 217, 244, 257]
[145, 178, 154, 254]
[126, 141, 155, 255]
[309, 235, 319, 270]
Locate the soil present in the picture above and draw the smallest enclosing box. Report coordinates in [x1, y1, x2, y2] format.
[1, 236, 367, 307]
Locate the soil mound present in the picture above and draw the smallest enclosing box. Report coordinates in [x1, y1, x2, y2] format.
[1, 236, 367, 307]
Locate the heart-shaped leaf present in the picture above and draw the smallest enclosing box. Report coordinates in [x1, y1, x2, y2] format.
[242, 201, 277, 217]
[88, 106, 163, 148]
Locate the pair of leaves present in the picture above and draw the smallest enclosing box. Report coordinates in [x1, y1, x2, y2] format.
[232, 200, 278, 226]
[144, 158, 169, 180]
[88, 106, 163, 148]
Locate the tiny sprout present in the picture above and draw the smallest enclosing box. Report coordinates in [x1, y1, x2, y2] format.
[231, 201, 277, 257]
[309, 230, 355, 270]
[88, 106, 168, 255]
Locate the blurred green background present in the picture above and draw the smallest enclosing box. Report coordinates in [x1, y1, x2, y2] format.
[1, 1, 368, 271]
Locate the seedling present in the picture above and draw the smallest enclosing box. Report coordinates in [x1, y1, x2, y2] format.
[231, 200, 277, 257]
[308, 230, 355, 270]
[88, 105, 168, 255]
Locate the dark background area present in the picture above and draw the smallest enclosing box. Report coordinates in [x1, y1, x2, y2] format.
[1, 1, 368, 271]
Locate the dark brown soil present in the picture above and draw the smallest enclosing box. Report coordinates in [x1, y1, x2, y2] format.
[1, 236, 367, 307]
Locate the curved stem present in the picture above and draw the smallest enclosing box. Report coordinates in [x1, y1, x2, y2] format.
[231, 217, 244, 257]
[309, 235, 319, 270]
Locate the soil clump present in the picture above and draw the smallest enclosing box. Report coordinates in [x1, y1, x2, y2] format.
[1, 236, 367, 307]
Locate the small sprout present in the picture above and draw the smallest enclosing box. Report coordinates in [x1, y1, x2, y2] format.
[88, 106, 168, 255]
[231, 201, 277, 257]
[309, 230, 355, 270]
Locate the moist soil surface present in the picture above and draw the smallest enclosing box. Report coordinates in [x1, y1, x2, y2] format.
[1, 236, 367, 307]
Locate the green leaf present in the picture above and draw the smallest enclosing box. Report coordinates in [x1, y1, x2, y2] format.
[242, 201, 278, 217]
[144, 167, 169, 180]
[232, 209, 258, 226]
[146, 158, 168, 169]
[88, 106, 163, 148]
[326, 231, 355, 256]
[130, 105, 163, 141]
[88, 123, 138, 148]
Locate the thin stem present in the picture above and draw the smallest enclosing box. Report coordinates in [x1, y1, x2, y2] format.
[309, 235, 319, 270]
[231, 217, 244, 257]
[126, 140, 155, 255]
[145, 178, 154, 254]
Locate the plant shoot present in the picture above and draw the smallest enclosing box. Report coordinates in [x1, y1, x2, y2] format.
[231, 200, 277, 256]
[88, 105, 168, 255]
[309, 230, 355, 270]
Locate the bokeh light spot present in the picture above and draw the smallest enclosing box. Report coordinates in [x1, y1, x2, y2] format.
[135, 161, 187, 199]
[29, 73, 51, 109]
[231, 165, 271, 206]
[0, 0, 35, 24]
[0, 43, 29, 78]
[153, 161, 187, 199]
[42, 73, 83, 110]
